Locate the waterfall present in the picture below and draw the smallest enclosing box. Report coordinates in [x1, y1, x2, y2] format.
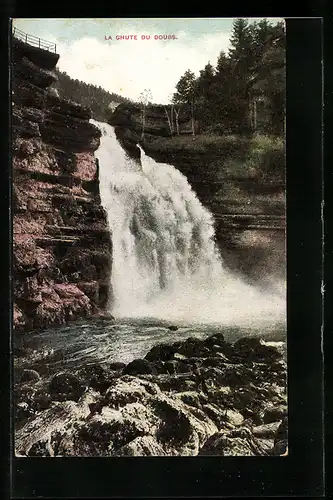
[92, 120, 285, 327]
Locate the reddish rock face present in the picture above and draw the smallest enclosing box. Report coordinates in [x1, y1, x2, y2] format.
[12, 41, 112, 332]
[73, 153, 98, 182]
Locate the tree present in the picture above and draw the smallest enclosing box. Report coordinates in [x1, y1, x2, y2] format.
[173, 69, 197, 136]
[169, 19, 285, 136]
[229, 18, 252, 69]
[164, 105, 174, 136]
[174, 104, 182, 135]
[138, 88, 153, 139]
[228, 18, 256, 132]
[169, 94, 182, 136]
[197, 62, 215, 100]
[216, 50, 229, 74]
[248, 21, 285, 134]
[214, 51, 234, 129]
[194, 62, 217, 127]
[163, 94, 175, 137]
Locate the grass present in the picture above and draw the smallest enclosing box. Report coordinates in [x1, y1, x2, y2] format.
[143, 132, 285, 189]
[143, 133, 248, 154]
[223, 134, 285, 180]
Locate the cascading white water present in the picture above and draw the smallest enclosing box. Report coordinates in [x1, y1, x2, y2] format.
[92, 120, 285, 327]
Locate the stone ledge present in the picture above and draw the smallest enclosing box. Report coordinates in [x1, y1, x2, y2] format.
[51, 193, 94, 205]
[46, 94, 92, 120]
[13, 56, 58, 89]
[46, 225, 111, 236]
[12, 38, 60, 71]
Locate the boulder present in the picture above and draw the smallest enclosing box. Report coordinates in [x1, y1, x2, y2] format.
[76, 364, 112, 393]
[233, 337, 282, 364]
[155, 400, 192, 445]
[28, 438, 53, 457]
[164, 359, 190, 375]
[176, 391, 203, 409]
[114, 435, 166, 456]
[253, 421, 281, 439]
[225, 409, 245, 427]
[49, 372, 86, 402]
[263, 405, 287, 424]
[271, 439, 288, 456]
[123, 358, 157, 376]
[168, 325, 178, 331]
[15, 369, 41, 385]
[145, 342, 181, 362]
[274, 416, 288, 445]
[198, 432, 256, 456]
[177, 337, 211, 358]
[73, 417, 147, 456]
[109, 362, 126, 372]
[203, 332, 226, 347]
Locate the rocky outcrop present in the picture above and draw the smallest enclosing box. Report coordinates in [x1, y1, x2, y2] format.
[108, 102, 185, 138]
[12, 38, 112, 331]
[14, 333, 287, 456]
[114, 126, 141, 163]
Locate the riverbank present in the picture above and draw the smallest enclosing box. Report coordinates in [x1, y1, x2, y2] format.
[14, 328, 287, 457]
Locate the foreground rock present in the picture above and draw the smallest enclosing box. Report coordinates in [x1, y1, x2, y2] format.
[14, 333, 287, 457]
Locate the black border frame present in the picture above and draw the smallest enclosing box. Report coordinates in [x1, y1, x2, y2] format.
[1, 15, 324, 499]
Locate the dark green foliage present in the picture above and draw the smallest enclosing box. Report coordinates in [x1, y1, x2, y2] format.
[53, 69, 133, 121]
[173, 18, 285, 136]
[172, 69, 197, 105]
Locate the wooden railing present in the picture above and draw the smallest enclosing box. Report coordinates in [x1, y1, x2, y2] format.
[12, 27, 57, 53]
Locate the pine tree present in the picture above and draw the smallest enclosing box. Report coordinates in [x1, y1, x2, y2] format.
[173, 70, 197, 135]
[216, 51, 229, 74]
[197, 62, 215, 100]
[228, 18, 252, 66]
[249, 20, 285, 134]
[228, 19, 258, 132]
[213, 52, 234, 132]
[173, 69, 197, 104]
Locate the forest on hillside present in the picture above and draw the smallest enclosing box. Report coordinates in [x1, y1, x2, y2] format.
[53, 18, 285, 137]
[171, 18, 285, 136]
[53, 69, 133, 121]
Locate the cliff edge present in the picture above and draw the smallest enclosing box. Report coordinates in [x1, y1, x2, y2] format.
[12, 38, 112, 332]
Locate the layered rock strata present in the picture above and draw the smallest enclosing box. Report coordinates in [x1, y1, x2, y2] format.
[12, 38, 112, 331]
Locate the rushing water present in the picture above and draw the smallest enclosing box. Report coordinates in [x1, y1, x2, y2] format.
[14, 318, 286, 377]
[14, 121, 286, 374]
[93, 120, 286, 328]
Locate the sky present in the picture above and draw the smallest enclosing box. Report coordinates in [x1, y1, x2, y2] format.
[12, 18, 283, 104]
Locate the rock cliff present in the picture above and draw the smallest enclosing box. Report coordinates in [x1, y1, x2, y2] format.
[12, 38, 112, 331]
